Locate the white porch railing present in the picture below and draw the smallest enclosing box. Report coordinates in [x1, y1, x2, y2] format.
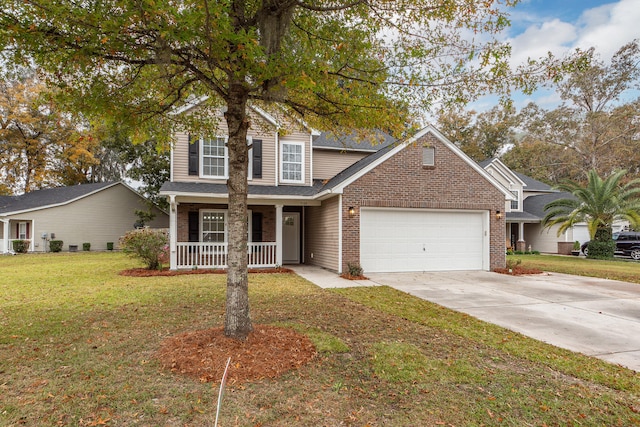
[175, 242, 277, 269]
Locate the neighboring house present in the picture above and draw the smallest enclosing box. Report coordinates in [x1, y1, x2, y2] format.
[160, 105, 512, 273]
[480, 158, 627, 253]
[0, 182, 168, 254]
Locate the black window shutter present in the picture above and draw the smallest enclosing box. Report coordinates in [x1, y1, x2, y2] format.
[188, 134, 199, 176]
[188, 211, 199, 242]
[252, 139, 262, 179]
[252, 212, 263, 242]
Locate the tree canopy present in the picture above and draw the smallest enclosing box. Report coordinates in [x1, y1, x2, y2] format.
[0, 0, 582, 339]
[0, 70, 95, 194]
[502, 40, 640, 184]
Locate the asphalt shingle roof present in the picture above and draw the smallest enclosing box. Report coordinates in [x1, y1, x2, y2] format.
[0, 182, 117, 215]
[523, 192, 574, 219]
[160, 181, 324, 197]
[313, 131, 395, 152]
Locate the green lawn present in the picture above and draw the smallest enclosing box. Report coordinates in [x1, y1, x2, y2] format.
[1, 252, 639, 426]
[510, 254, 640, 284]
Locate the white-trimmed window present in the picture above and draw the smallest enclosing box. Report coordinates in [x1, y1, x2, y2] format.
[201, 137, 228, 179]
[200, 210, 253, 243]
[201, 210, 227, 243]
[200, 136, 255, 180]
[18, 222, 27, 239]
[511, 190, 520, 211]
[281, 141, 304, 183]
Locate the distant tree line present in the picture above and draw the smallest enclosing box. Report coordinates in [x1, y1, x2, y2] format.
[437, 40, 640, 186]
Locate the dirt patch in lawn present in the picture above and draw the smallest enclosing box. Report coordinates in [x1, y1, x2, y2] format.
[156, 324, 316, 384]
[493, 266, 544, 275]
[120, 267, 294, 277]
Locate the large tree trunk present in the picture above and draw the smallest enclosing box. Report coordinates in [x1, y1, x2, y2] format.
[223, 81, 252, 340]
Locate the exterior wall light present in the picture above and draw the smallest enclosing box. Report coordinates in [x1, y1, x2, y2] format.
[348, 206, 355, 216]
[496, 210, 502, 220]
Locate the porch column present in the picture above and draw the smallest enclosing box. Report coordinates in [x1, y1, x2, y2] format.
[516, 222, 526, 252]
[1, 220, 8, 254]
[169, 197, 178, 270]
[275, 204, 283, 266]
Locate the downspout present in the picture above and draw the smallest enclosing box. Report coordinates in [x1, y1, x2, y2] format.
[169, 195, 177, 270]
[338, 195, 343, 274]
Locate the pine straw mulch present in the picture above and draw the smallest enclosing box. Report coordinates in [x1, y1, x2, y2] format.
[119, 267, 294, 277]
[493, 266, 544, 275]
[156, 325, 316, 384]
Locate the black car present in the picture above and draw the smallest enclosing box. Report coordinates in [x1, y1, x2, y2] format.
[581, 231, 640, 260]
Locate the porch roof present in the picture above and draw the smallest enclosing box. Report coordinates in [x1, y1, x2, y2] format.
[160, 181, 325, 197]
[506, 211, 542, 222]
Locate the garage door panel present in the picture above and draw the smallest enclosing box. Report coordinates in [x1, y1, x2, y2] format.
[360, 208, 486, 273]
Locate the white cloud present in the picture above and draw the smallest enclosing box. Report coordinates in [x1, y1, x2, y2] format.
[507, 19, 577, 66]
[575, 0, 640, 59]
[507, 0, 640, 67]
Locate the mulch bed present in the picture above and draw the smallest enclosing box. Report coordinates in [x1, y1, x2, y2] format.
[120, 267, 294, 277]
[156, 325, 316, 384]
[493, 266, 544, 275]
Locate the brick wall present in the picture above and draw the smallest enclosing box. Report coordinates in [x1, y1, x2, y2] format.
[341, 133, 506, 272]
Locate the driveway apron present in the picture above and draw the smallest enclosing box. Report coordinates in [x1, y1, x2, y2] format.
[366, 271, 640, 372]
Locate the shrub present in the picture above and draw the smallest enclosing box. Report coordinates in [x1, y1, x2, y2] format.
[346, 261, 364, 277]
[82, 242, 91, 251]
[119, 228, 168, 270]
[107, 242, 114, 251]
[587, 228, 616, 259]
[12, 240, 29, 254]
[506, 258, 521, 271]
[49, 240, 63, 253]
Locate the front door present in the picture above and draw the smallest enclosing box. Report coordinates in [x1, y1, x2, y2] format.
[282, 212, 300, 264]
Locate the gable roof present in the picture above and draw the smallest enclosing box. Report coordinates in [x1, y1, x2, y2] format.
[513, 172, 555, 193]
[319, 125, 515, 200]
[0, 182, 126, 216]
[479, 158, 555, 193]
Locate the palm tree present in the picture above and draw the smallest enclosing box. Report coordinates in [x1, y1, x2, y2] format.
[543, 169, 640, 240]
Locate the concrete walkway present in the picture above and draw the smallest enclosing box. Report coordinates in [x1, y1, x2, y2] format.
[290, 265, 640, 371]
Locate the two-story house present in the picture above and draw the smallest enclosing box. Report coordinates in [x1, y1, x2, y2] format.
[480, 158, 628, 254]
[160, 104, 513, 273]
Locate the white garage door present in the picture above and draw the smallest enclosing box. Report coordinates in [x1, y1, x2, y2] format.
[360, 208, 488, 273]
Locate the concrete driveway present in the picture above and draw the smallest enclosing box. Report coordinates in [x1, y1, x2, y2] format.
[365, 271, 640, 371]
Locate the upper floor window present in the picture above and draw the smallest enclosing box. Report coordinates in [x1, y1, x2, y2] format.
[281, 141, 304, 183]
[510, 190, 520, 210]
[201, 137, 228, 179]
[194, 136, 260, 180]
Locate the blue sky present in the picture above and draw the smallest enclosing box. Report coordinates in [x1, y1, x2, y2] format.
[470, 0, 640, 112]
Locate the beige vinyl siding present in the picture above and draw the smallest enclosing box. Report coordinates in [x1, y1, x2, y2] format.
[6, 185, 168, 252]
[524, 223, 574, 254]
[304, 196, 339, 271]
[172, 109, 277, 185]
[312, 149, 369, 180]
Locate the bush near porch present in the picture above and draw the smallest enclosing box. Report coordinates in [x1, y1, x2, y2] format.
[1, 252, 638, 426]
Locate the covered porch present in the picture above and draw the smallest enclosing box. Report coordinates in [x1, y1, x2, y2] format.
[167, 195, 317, 270]
[1, 218, 35, 254]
